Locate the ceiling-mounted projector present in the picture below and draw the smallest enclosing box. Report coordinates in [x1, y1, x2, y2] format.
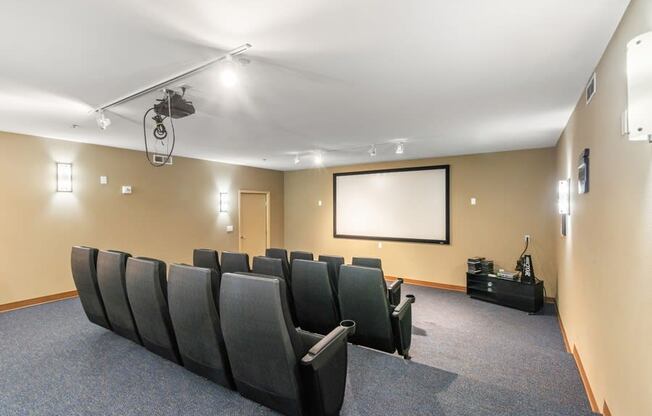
[153, 89, 195, 119]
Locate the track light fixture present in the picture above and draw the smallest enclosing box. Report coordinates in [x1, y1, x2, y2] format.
[395, 142, 405, 154]
[369, 145, 377, 157]
[96, 110, 111, 130]
[220, 55, 238, 87]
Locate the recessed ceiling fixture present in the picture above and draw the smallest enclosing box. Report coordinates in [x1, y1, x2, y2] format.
[395, 142, 405, 154]
[314, 152, 323, 165]
[294, 154, 300, 164]
[369, 145, 377, 157]
[96, 110, 111, 130]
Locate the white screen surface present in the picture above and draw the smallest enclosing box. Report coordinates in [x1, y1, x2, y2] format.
[334, 167, 449, 243]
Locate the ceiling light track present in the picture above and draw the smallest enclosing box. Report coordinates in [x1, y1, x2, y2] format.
[93, 43, 252, 113]
[292, 139, 407, 166]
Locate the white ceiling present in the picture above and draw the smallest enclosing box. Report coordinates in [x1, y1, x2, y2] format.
[0, 0, 629, 171]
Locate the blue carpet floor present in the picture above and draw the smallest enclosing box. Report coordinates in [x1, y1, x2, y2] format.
[0, 285, 595, 415]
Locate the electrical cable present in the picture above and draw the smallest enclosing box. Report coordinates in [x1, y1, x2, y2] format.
[142, 90, 176, 167]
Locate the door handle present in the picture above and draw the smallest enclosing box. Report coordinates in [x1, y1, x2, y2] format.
[240, 235, 245, 239]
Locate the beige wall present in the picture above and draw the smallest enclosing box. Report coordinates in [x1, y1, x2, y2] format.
[0, 132, 284, 305]
[284, 148, 558, 296]
[555, 0, 652, 414]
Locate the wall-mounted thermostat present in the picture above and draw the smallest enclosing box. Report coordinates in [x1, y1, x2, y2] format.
[121, 186, 132, 195]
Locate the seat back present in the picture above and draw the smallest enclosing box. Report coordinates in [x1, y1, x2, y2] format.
[291, 260, 340, 335]
[193, 249, 222, 302]
[265, 248, 290, 279]
[96, 250, 141, 344]
[168, 264, 234, 388]
[317, 255, 344, 295]
[71, 246, 111, 330]
[125, 257, 181, 363]
[252, 256, 285, 279]
[193, 249, 221, 275]
[351, 257, 382, 270]
[220, 273, 306, 416]
[290, 251, 313, 264]
[338, 265, 395, 353]
[221, 251, 250, 274]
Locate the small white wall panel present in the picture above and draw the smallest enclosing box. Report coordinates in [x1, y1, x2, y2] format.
[627, 31, 652, 141]
[334, 166, 449, 244]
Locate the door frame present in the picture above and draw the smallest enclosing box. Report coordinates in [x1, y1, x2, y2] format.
[238, 190, 271, 253]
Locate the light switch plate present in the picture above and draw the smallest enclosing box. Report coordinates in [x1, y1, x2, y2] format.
[318, 200, 323, 207]
[121, 185, 132, 195]
[226, 225, 234, 233]
[100, 176, 108, 185]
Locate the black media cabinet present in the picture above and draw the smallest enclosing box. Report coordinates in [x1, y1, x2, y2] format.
[466, 273, 543, 313]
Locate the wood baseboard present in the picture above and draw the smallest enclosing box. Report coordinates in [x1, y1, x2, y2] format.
[557, 312, 601, 414]
[572, 345, 600, 413]
[0, 290, 78, 313]
[602, 401, 611, 416]
[385, 275, 466, 292]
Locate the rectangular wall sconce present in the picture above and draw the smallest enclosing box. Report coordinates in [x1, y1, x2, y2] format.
[558, 179, 570, 215]
[627, 31, 652, 142]
[56, 162, 72, 192]
[219, 192, 229, 213]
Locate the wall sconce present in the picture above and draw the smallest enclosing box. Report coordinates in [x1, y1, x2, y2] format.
[56, 162, 72, 192]
[219, 192, 229, 213]
[626, 31, 652, 142]
[558, 179, 570, 215]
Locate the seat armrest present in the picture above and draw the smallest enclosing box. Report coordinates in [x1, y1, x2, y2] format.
[391, 295, 415, 359]
[392, 294, 415, 319]
[387, 278, 403, 306]
[301, 320, 355, 370]
[387, 278, 403, 292]
[300, 321, 355, 415]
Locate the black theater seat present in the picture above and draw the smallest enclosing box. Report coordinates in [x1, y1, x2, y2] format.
[70, 246, 111, 330]
[125, 257, 181, 364]
[193, 249, 221, 276]
[220, 272, 355, 416]
[338, 264, 415, 359]
[252, 256, 297, 324]
[96, 250, 141, 344]
[352, 256, 402, 306]
[265, 248, 290, 280]
[221, 251, 250, 274]
[291, 259, 340, 335]
[317, 255, 344, 297]
[168, 264, 234, 389]
[289, 251, 313, 264]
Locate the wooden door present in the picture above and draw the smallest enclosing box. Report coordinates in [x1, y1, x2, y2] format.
[239, 192, 268, 258]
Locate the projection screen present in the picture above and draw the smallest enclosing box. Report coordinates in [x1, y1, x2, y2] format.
[334, 165, 450, 244]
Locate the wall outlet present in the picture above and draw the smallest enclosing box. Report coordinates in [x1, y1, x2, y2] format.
[121, 185, 132, 195]
[318, 200, 323, 207]
[524, 234, 531, 243]
[377, 242, 383, 248]
[226, 225, 234, 233]
[470, 197, 477, 205]
[100, 176, 108, 185]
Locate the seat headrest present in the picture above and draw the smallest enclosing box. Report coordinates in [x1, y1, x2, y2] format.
[352, 257, 382, 270]
[252, 256, 285, 279]
[193, 249, 220, 273]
